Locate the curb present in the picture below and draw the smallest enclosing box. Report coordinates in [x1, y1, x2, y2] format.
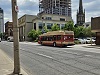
[0, 49, 28, 75]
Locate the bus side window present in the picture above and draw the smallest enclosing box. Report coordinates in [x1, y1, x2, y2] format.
[43, 36, 47, 41]
[57, 35, 61, 40]
[53, 35, 56, 41]
[48, 36, 51, 41]
[50, 36, 53, 41]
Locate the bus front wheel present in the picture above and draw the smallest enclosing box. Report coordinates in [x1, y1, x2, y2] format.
[53, 42, 56, 47]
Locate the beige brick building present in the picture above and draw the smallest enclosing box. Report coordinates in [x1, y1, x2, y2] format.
[18, 14, 37, 41]
[18, 13, 72, 41]
[33, 13, 73, 31]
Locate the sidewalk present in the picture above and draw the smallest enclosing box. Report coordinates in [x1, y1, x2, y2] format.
[0, 49, 28, 75]
[82, 44, 100, 49]
[21, 41, 38, 45]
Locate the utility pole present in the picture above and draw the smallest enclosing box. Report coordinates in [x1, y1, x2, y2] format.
[11, 0, 20, 74]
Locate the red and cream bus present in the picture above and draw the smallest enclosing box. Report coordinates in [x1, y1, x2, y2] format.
[38, 31, 75, 47]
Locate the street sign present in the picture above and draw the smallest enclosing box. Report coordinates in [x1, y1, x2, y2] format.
[15, 5, 19, 12]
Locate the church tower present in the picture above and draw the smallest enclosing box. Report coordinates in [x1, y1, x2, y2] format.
[76, 0, 85, 26]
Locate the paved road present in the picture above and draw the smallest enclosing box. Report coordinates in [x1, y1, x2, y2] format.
[0, 41, 100, 75]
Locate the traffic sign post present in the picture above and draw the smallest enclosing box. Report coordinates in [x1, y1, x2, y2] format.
[11, 0, 21, 74]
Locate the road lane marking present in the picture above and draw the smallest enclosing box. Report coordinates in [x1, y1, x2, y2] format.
[37, 53, 53, 59]
[61, 51, 81, 55]
[84, 55, 92, 57]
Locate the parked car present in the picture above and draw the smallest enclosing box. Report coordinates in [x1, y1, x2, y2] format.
[86, 38, 95, 44]
[78, 38, 86, 44]
[0, 38, 1, 42]
[7, 36, 13, 42]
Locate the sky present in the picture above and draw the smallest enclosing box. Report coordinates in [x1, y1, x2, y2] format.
[0, 0, 100, 24]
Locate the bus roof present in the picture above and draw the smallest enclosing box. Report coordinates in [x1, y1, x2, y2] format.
[39, 31, 74, 36]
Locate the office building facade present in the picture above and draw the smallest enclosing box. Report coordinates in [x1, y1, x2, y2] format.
[0, 8, 4, 33]
[33, 13, 73, 31]
[18, 14, 37, 41]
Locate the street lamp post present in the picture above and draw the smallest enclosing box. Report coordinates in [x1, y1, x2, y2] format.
[11, 0, 20, 74]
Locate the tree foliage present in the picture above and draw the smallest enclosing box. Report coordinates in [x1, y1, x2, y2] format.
[28, 29, 42, 41]
[63, 21, 95, 38]
[51, 23, 60, 31]
[74, 26, 85, 38]
[74, 26, 96, 38]
[64, 21, 74, 31]
[27, 21, 96, 41]
[42, 26, 49, 33]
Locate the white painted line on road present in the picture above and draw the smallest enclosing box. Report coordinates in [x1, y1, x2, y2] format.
[37, 53, 53, 59]
[62, 51, 80, 55]
[62, 51, 72, 54]
[84, 55, 92, 57]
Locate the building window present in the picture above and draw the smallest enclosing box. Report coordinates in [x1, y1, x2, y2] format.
[47, 23, 53, 29]
[38, 22, 43, 30]
[34, 23, 36, 30]
[83, 17, 84, 21]
[60, 18, 65, 21]
[81, 17, 82, 21]
[45, 17, 52, 20]
[61, 24, 65, 29]
[57, 24, 60, 28]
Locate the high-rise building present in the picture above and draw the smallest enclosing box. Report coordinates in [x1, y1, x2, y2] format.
[39, 0, 71, 17]
[76, 0, 85, 26]
[0, 8, 4, 33]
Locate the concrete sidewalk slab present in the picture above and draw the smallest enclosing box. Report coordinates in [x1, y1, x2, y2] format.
[20, 42, 39, 45]
[0, 49, 28, 75]
[82, 44, 100, 49]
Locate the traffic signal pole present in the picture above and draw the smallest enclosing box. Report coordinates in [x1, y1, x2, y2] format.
[11, 0, 20, 74]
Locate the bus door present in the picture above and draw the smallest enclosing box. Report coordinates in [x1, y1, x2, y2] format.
[64, 35, 74, 42]
[38, 36, 41, 44]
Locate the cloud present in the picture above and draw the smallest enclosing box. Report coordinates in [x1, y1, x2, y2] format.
[0, 0, 100, 25]
[72, 0, 100, 23]
[0, 0, 39, 23]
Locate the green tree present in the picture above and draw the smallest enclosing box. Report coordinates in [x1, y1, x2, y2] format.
[51, 23, 60, 31]
[74, 26, 96, 38]
[64, 21, 74, 31]
[85, 27, 96, 37]
[91, 32, 96, 37]
[74, 26, 86, 38]
[74, 27, 80, 38]
[36, 30, 42, 36]
[42, 26, 49, 33]
[28, 29, 42, 41]
[28, 29, 37, 40]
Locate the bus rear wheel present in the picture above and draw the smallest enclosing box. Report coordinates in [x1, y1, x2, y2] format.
[53, 42, 56, 47]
